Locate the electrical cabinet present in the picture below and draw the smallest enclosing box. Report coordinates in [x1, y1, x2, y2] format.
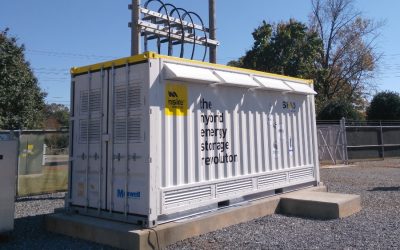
[0, 133, 18, 233]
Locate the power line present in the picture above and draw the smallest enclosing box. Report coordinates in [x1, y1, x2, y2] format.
[39, 78, 69, 81]
[46, 101, 70, 104]
[26, 49, 116, 60]
[33, 67, 69, 71]
[34, 72, 69, 76]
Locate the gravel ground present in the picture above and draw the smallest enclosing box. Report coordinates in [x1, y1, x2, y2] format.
[168, 160, 400, 250]
[1, 160, 399, 249]
[0, 193, 116, 250]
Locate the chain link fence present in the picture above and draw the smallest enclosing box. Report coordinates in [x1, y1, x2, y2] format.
[0, 130, 69, 196]
[316, 119, 347, 165]
[317, 119, 400, 165]
[2, 120, 399, 196]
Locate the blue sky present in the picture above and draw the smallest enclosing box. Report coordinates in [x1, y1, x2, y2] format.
[1, 0, 400, 106]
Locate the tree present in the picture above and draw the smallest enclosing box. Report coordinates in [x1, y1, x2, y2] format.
[44, 133, 69, 154]
[0, 28, 46, 129]
[310, 0, 382, 108]
[228, 19, 323, 80]
[44, 103, 69, 129]
[366, 91, 400, 120]
[317, 100, 361, 120]
[43, 103, 69, 154]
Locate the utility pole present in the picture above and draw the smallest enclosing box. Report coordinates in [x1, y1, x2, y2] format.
[130, 0, 141, 56]
[209, 0, 217, 63]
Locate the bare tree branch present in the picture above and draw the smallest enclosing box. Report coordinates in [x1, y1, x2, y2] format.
[310, 0, 382, 110]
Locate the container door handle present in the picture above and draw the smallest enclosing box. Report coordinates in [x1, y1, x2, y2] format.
[113, 153, 121, 161]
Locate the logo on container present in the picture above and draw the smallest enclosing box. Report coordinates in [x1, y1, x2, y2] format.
[165, 83, 188, 116]
[116, 189, 141, 199]
[282, 101, 297, 112]
[168, 91, 178, 98]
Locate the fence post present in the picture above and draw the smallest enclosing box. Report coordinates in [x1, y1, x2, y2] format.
[340, 117, 349, 165]
[380, 120, 385, 160]
[15, 130, 21, 197]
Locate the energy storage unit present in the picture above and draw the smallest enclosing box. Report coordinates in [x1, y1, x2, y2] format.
[68, 52, 319, 227]
[0, 133, 18, 233]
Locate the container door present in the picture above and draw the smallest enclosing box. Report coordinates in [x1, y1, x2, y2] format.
[107, 63, 148, 215]
[70, 69, 108, 210]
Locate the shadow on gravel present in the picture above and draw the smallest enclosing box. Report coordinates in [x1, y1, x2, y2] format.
[2, 214, 115, 249]
[13, 215, 46, 233]
[368, 187, 400, 191]
[0, 215, 47, 247]
[0, 234, 12, 243]
[16, 196, 64, 202]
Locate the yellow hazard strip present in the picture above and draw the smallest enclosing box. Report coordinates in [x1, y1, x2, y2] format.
[71, 51, 313, 84]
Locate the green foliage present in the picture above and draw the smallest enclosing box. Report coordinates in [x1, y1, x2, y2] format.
[0, 28, 46, 129]
[366, 91, 400, 120]
[44, 133, 69, 154]
[228, 19, 323, 79]
[317, 100, 361, 120]
[229, 0, 381, 116]
[44, 103, 69, 128]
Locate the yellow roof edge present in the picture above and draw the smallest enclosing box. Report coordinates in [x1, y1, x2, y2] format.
[70, 51, 156, 74]
[153, 53, 313, 85]
[71, 51, 313, 85]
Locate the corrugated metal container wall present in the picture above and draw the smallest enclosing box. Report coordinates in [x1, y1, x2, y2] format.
[152, 60, 319, 215]
[68, 52, 319, 227]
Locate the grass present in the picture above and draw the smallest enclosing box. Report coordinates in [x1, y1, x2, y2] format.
[17, 165, 68, 196]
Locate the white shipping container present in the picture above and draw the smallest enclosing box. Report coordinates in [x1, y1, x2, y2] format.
[67, 52, 319, 227]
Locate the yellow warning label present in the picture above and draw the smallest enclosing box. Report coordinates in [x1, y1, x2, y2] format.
[165, 83, 188, 116]
[21, 144, 34, 158]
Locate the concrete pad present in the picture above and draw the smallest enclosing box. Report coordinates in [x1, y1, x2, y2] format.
[321, 164, 356, 169]
[145, 195, 281, 249]
[46, 185, 361, 249]
[46, 195, 281, 250]
[279, 191, 361, 220]
[45, 213, 143, 249]
[295, 185, 327, 193]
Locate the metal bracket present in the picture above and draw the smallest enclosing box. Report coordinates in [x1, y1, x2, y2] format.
[113, 153, 122, 161]
[88, 153, 99, 160]
[138, 20, 219, 46]
[129, 153, 142, 161]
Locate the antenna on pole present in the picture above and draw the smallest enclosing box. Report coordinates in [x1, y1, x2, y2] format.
[209, 0, 217, 63]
